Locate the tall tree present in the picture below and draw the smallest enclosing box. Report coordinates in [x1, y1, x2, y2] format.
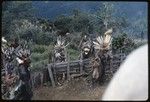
[88, 2, 129, 36]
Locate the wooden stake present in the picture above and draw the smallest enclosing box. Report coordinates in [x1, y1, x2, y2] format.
[48, 64, 55, 87]
[67, 53, 70, 80]
[80, 53, 83, 74]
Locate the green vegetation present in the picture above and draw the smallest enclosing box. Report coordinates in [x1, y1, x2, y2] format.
[112, 33, 135, 54]
[2, 1, 147, 71]
[67, 48, 80, 61]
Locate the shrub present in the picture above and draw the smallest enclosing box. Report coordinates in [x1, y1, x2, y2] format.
[31, 44, 47, 53]
[67, 48, 80, 61]
[112, 33, 135, 54]
[31, 59, 48, 72]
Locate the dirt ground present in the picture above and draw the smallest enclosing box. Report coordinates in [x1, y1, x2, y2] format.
[32, 77, 108, 100]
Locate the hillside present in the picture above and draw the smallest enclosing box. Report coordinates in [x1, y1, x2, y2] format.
[32, 1, 147, 21]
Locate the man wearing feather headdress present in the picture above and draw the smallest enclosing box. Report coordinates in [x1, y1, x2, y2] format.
[93, 28, 113, 59]
[14, 42, 32, 100]
[54, 36, 67, 62]
[2, 37, 32, 100]
[92, 28, 113, 81]
[52, 29, 70, 85]
[53, 28, 70, 63]
[79, 33, 94, 60]
[2, 37, 15, 76]
[2, 37, 19, 99]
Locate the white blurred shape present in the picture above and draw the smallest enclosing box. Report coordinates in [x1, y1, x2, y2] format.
[102, 44, 148, 101]
[2, 37, 7, 43]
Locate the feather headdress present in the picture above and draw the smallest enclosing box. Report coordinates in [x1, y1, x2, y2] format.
[55, 36, 69, 48]
[93, 28, 113, 51]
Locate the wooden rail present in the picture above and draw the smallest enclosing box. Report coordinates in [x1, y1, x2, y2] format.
[47, 53, 127, 87]
[30, 53, 127, 88]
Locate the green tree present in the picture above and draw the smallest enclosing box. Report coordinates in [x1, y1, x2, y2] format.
[88, 2, 129, 36]
[2, 1, 34, 38]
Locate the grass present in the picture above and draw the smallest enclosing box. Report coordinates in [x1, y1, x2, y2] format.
[67, 48, 80, 61]
[31, 59, 48, 72]
[30, 44, 80, 71]
[30, 44, 54, 71]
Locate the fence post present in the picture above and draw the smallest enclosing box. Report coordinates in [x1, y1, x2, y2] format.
[120, 53, 125, 62]
[53, 57, 57, 85]
[47, 64, 55, 87]
[80, 53, 83, 74]
[109, 53, 113, 75]
[67, 53, 70, 80]
[33, 75, 35, 88]
[40, 72, 43, 87]
[31, 75, 34, 89]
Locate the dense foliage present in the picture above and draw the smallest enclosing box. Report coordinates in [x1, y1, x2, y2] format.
[112, 33, 135, 54]
[2, 1, 147, 71]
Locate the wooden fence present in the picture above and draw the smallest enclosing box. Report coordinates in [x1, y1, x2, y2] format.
[111, 53, 126, 73]
[30, 53, 127, 88]
[47, 59, 91, 87]
[47, 53, 127, 87]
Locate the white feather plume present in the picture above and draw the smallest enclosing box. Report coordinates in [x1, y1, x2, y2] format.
[104, 28, 113, 35]
[55, 36, 68, 48]
[2, 37, 7, 43]
[16, 57, 24, 64]
[96, 36, 103, 45]
[104, 35, 111, 44]
[93, 28, 113, 50]
[57, 37, 61, 46]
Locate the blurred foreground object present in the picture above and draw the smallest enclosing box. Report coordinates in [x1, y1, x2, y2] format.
[102, 44, 148, 101]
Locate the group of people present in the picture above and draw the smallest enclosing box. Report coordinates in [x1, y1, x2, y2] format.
[80, 29, 113, 81]
[53, 28, 113, 84]
[1, 37, 32, 100]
